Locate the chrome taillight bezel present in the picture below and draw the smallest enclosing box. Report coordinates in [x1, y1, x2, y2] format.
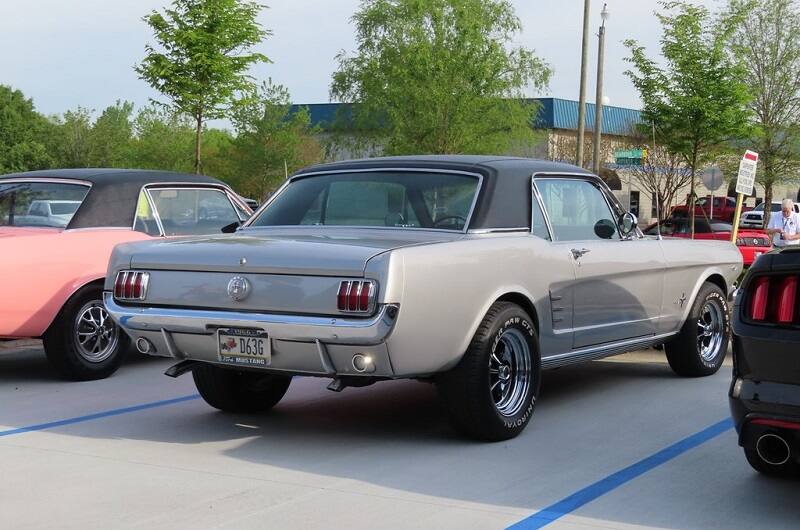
[113, 270, 150, 301]
[337, 280, 377, 313]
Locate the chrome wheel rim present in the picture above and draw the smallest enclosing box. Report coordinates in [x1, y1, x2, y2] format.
[73, 301, 119, 363]
[489, 328, 532, 417]
[697, 300, 724, 362]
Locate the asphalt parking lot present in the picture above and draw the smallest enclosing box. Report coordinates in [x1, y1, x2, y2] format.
[1, 341, 797, 530]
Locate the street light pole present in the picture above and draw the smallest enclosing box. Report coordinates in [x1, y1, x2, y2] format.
[576, 0, 591, 167]
[592, 3, 609, 176]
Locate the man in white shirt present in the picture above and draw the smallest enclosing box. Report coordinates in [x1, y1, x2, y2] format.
[766, 198, 800, 247]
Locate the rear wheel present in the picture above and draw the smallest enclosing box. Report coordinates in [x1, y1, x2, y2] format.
[192, 363, 292, 413]
[43, 284, 128, 381]
[665, 282, 729, 377]
[437, 302, 541, 441]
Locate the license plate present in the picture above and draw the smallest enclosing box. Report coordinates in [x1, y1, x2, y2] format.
[217, 328, 270, 367]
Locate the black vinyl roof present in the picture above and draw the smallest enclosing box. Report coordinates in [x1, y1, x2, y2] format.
[293, 156, 597, 230]
[0, 168, 228, 229]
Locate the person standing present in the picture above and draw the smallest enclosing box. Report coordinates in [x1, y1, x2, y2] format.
[766, 198, 800, 247]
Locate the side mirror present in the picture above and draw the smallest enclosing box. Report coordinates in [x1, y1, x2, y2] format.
[221, 221, 241, 234]
[619, 212, 638, 237]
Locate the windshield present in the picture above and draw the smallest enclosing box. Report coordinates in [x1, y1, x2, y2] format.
[0, 182, 89, 228]
[250, 171, 480, 231]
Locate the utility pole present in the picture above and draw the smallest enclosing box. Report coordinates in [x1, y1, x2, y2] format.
[576, 0, 591, 167]
[592, 3, 609, 176]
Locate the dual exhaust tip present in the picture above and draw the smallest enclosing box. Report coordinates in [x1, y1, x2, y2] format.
[756, 433, 792, 466]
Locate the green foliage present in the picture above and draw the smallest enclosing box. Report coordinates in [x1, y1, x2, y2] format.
[53, 107, 94, 168]
[624, 1, 752, 174]
[88, 101, 135, 167]
[135, 0, 270, 172]
[728, 0, 800, 226]
[230, 80, 322, 199]
[130, 105, 196, 172]
[330, 0, 551, 155]
[0, 85, 58, 173]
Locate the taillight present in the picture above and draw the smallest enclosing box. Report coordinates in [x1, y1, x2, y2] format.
[777, 276, 797, 323]
[337, 280, 376, 312]
[747, 274, 799, 325]
[750, 277, 770, 321]
[114, 271, 149, 301]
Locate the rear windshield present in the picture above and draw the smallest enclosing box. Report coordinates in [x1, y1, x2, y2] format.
[250, 171, 480, 231]
[0, 182, 89, 228]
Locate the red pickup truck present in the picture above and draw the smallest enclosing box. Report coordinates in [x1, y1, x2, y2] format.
[671, 195, 751, 223]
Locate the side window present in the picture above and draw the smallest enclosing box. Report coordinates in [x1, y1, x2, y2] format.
[536, 179, 618, 242]
[133, 191, 161, 236]
[531, 187, 550, 240]
[149, 188, 240, 236]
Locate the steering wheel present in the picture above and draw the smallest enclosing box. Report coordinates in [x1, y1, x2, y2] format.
[432, 215, 467, 228]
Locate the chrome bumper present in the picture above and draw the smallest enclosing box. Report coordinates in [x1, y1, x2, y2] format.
[103, 292, 399, 377]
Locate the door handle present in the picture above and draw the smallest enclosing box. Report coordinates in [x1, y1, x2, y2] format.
[571, 248, 591, 260]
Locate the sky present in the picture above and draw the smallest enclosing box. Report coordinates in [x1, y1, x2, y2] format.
[0, 0, 723, 124]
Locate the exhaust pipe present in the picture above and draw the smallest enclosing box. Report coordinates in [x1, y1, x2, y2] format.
[135, 337, 155, 355]
[756, 433, 791, 466]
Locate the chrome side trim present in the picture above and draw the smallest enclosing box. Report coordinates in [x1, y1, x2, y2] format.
[0, 177, 93, 187]
[467, 227, 529, 234]
[243, 167, 484, 234]
[104, 292, 398, 345]
[542, 332, 677, 370]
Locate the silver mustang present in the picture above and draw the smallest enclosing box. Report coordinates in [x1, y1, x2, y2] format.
[105, 156, 742, 440]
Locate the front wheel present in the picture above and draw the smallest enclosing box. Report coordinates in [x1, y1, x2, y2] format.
[665, 282, 729, 377]
[43, 285, 128, 381]
[192, 363, 292, 413]
[436, 302, 541, 441]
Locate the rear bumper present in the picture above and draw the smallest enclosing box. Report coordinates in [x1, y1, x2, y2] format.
[104, 292, 400, 377]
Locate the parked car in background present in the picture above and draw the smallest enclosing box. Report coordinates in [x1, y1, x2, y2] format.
[643, 217, 771, 266]
[740, 201, 800, 229]
[106, 156, 741, 441]
[0, 169, 251, 380]
[671, 195, 749, 223]
[730, 246, 800, 477]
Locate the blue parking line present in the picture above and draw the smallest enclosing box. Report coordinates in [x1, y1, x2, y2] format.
[507, 418, 734, 529]
[0, 394, 201, 438]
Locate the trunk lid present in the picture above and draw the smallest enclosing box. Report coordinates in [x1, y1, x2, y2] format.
[129, 227, 460, 276]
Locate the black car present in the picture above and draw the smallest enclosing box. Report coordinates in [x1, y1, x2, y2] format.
[730, 246, 800, 477]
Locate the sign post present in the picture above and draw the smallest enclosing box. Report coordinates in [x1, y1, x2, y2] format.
[701, 166, 724, 220]
[731, 150, 758, 243]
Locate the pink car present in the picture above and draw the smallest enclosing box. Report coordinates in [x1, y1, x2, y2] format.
[0, 169, 251, 380]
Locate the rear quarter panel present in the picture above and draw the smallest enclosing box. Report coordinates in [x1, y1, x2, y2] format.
[372, 233, 575, 376]
[0, 228, 151, 338]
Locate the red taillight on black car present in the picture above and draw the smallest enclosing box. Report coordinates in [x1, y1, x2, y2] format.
[746, 274, 798, 325]
[114, 271, 150, 301]
[337, 280, 376, 313]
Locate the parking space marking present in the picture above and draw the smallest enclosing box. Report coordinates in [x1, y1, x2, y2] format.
[507, 418, 734, 529]
[0, 394, 200, 438]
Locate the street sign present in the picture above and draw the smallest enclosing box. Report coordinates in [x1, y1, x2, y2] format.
[735, 150, 758, 196]
[701, 166, 724, 191]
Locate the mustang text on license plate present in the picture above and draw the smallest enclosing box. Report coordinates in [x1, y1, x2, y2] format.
[217, 328, 270, 367]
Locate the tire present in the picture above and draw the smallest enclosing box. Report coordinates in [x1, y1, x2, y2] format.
[436, 302, 541, 441]
[744, 448, 800, 478]
[192, 363, 292, 413]
[43, 284, 128, 381]
[665, 282, 729, 377]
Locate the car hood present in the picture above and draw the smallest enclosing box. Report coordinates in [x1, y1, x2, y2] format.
[126, 227, 461, 276]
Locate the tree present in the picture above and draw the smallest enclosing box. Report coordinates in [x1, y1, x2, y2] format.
[629, 145, 693, 222]
[129, 105, 195, 172]
[54, 107, 94, 168]
[728, 0, 800, 228]
[330, 0, 551, 155]
[0, 85, 58, 173]
[88, 101, 135, 167]
[624, 1, 752, 237]
[230, 79, 322, 199]
[136, 0, 269, 174]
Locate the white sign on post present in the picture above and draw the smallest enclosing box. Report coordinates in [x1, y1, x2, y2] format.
[735, 150, 759, 196]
